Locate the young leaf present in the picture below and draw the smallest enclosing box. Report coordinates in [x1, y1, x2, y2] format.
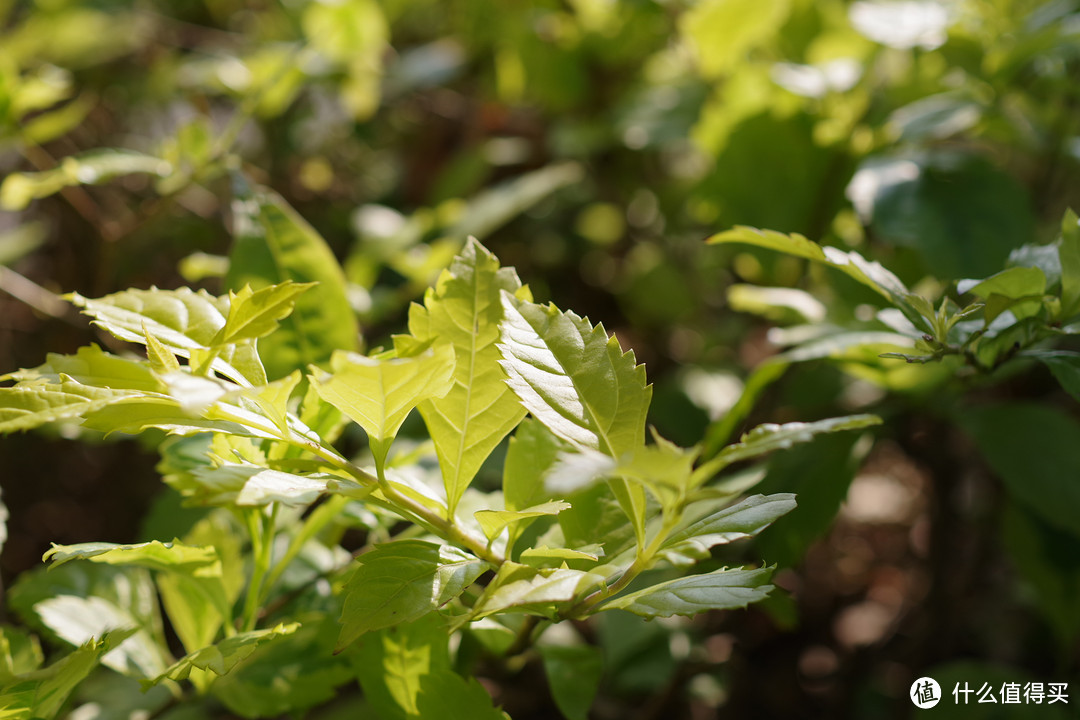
[337, 540, 488, 648]
[601, 566, 774, 618]
[659, 493, 797, 564]
[34, 595, 170, 679]
[538, 644, 603, 720]
[0, 631, 132, 720]
[0, 381, 139, 433]
[43, 540, 220, 575]
[68, 287, 264, 386]
[1058, 208, 1080, 316]
[474, 500, 570, 542]
[402, 239, 531, 514]
[212, 281, 316, 346]
[503, 419, 570, 511]
[1, 344, 161, 392]
[145, 622, 299, 687]
[497, 294, 651, 457]
[696, 414, 881, 479]
[228, 176, 359, 379]
[186, 464, 332, 507]
[472, 563, 602, 619]
[310, 344, 455, 468]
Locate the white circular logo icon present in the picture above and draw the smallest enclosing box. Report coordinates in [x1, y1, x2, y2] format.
[911, 677, 941, 709]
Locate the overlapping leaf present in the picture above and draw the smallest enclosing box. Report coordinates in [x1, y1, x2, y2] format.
[497, 294, 651, 457]
[228, 177, 359, 379]
[402, 239, 531, 514]
[0, 380, 139, 433]
[145, 623, 299, 687]
[338, 540, 488, 648]
[602, 566, 774, 618]
[659, 494, 797, 564]
[310, 344, 455, 467]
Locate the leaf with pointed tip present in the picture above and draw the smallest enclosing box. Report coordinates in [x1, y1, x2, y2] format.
[68, 287, 264, 386]
[474, 501, 571, 542]
[402, 239, 531, 515]
[184, 464, 332, 507]
[79, 397, 264, 438]
[473, 563, 602, 619]
[311, 344, 455, 467]
[33, 595, 170, 679]
[228, 177, 359, 379]
[0, 631, 132, 719]
[337, 540, 488, 648]
[539, 644, 603, 720]
[696, 414, 881, 480]
[497, 294, 651, 457]
[659, 494, 797, 564]
[144, 623, 299, 687]
[43, 540, 220, 575]
[707, 226, 928, 331]
[602, 566, 774, 618]
[212, 281, 315, 346]
[1059, 209, 1080, 316]
[1, 345, 161, 392]
[0, 380, 140, 433]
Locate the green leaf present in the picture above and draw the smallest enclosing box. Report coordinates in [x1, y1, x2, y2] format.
[660, 493, 797, 564]
[0, 627, 42, 684]
[1028, 350, 1080, 402]
[849, 152, 1035, 279]
[43, 540, 219, 575]
[503, 419, 571, 511]
[79, 396, 265, 438]
[0, 380, 138, 433]
[1002, 501, 1080, 647]
[350, 615, 451, 720]
[311, 344, 455, 468]
[518, 546, 601, 567]
[538, 644, 603, 720]
[0, 149, 172, 211]
[472, 564, 602, 619]
[337, 540, 488, 648]
[228, 176, 359, 379]
[680, 0, 790, 78]
[0, 632, 131, 720]
[33, 595, 170, 679]
[184, 464, 331, 507]
[402, 239, 531, 514]
[960, 403, 1080, 539]
[602, 566, 774, 618]
[497, 294, 651, 457]
[212, 282, 315, 346]
[209, 616, 354, 719]
[474, 501, 570, 542]
[959, 266, 1046, 301]
[68, 287, 264, 386]
[145, 623, 299, 687]
[754, 433, 866, 567]
[1059, 208, 1080, 316]
[697, 414, 881, 479]
[706, 226, 913, 309]
[413, 669, 506, 720]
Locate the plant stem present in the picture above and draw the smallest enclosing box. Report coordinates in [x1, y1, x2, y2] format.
[241, 505, 278, 631]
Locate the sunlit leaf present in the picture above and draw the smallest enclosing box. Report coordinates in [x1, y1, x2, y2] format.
[403, 239, 530, 514]
[659, 494, 796, 564]
[228, 177, 359, 379]
[473, 563, 601, 619]
[497, 294, 651, 457]
[602, 566, 774, 618]
[474, 501, 570, 542]
[43, 540, 220, 575]
[212, 282, 315, 346]
[145, 623, 299, 687]
[0, 150, 171, 211]
[0, 380, 138, 433]
[311, 344, 455, 467]
[338, 540, 488, 648]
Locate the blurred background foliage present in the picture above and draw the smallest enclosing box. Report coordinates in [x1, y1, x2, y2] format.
[2, 0, 1080, 717]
